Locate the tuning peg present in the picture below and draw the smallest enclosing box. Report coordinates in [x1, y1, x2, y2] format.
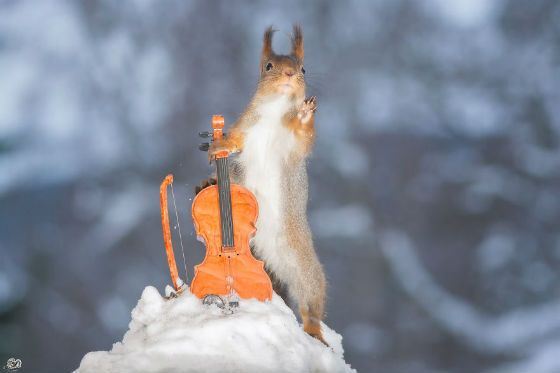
[199, 142, 210, 152]
[199, 131, 212, 138]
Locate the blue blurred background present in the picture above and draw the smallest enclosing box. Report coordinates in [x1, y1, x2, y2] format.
[1, 1, 560, 372]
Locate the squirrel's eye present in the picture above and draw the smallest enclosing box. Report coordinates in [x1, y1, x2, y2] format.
[301, 67, 306, 74]
[266, 62, 273, 71]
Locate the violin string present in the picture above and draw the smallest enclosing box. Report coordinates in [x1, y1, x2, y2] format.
[222, 162, 229, 245]
[218, 159, 228, 245]
[223, 159, 233, 246]
[224, 160, 234, 245]
[226, 162, 233, 241]
[224, 161, 233, 245]
[223, 160, 231, 245]
[170, 183, 189, 283]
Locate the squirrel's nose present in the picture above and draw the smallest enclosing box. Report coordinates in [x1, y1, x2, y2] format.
[284, 69, 295, 77]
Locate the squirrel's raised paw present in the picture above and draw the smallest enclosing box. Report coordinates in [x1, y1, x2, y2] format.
[297, 96, 317, 124]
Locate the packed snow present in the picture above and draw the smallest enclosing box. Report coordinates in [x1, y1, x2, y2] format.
[75, 286, 355, 373]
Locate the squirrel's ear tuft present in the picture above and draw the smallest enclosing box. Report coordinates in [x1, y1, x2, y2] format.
[291, 24, 304, 61]
[261, 26, 275, 63]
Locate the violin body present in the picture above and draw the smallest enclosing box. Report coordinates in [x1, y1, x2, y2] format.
[190, 115, 272, 302]
[191, 184, 272, 301]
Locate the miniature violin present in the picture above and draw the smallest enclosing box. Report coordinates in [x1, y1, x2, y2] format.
[190, 115, 272, 301]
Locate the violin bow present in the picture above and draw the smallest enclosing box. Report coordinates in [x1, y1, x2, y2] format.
[160, 174, 186, 292]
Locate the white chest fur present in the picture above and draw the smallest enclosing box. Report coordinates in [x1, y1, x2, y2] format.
[237, 97, 297, 267]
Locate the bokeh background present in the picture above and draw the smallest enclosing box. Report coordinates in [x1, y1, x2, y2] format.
[1, 1, 560, 372]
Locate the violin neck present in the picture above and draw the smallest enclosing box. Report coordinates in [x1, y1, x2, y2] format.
[215, 156, 235, 248]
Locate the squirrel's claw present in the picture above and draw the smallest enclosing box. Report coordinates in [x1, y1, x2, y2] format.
[298, 96, 318, 124]
[307, 96, 318, 109]
[304, 96, 318, 111]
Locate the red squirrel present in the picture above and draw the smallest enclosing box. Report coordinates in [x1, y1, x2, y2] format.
[197, 25, 327, 344]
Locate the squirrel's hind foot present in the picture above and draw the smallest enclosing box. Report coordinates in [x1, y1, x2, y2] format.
[304, 322, 329, 347]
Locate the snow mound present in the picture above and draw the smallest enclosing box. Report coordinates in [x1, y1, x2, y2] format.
[75, 286, 355, 373]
